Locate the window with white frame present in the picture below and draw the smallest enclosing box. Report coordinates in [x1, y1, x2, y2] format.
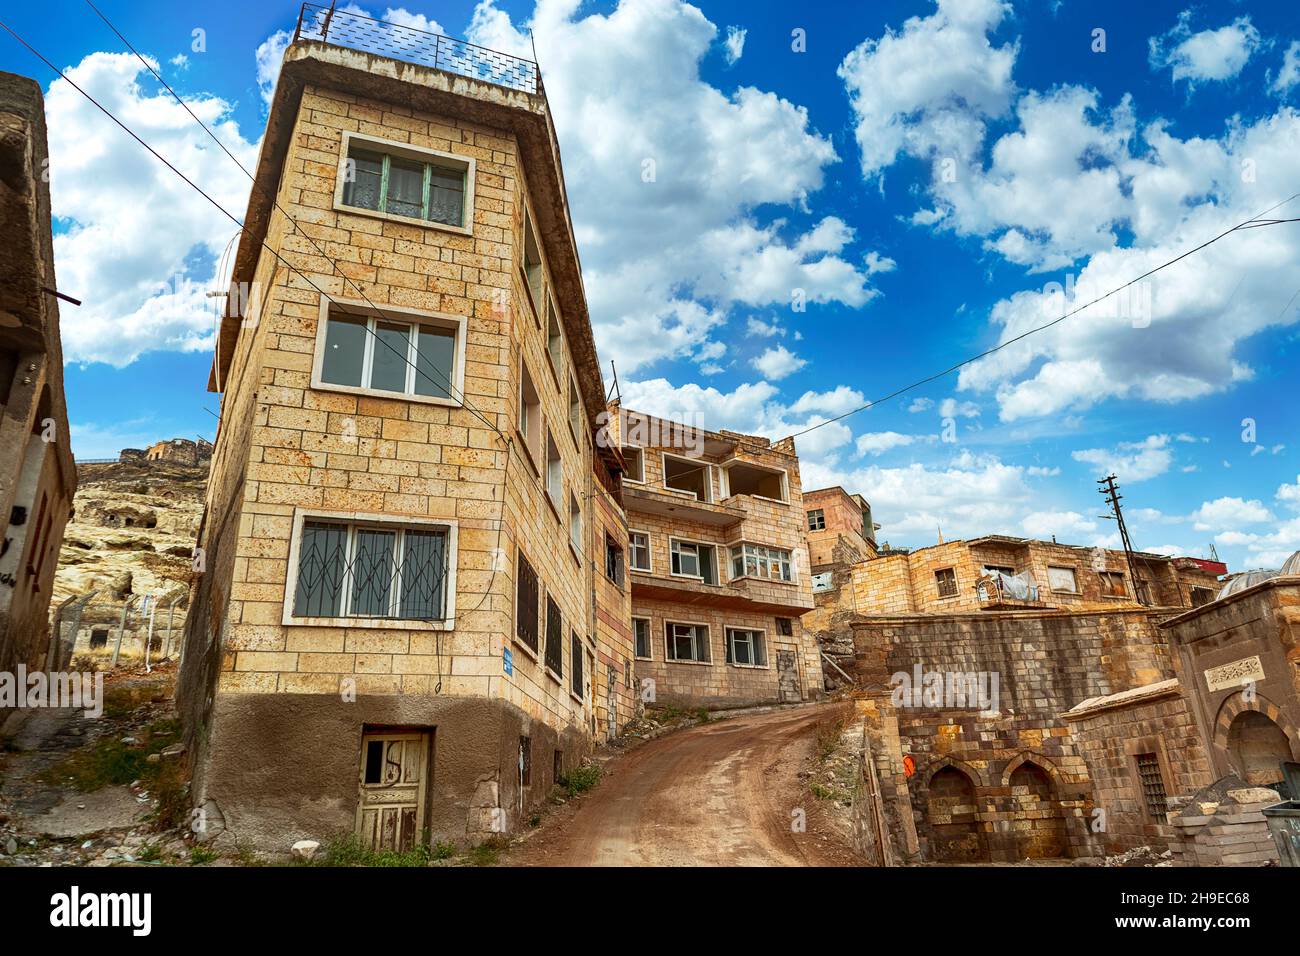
[339, 138, 469, 228]
[318, 308, 460, 401]
[670, 539, 717, 584]
[545, 431, 563, 507]
[807, 509, 826, 531]
[568, 378, 581, 444]
[1047, 565, 1079, 593]
[518, 360, 541, 464]
[725, 461, 786, 501]
[629, 531, 651, 571]
[663, 454, 710, 501]
[546, 298, 564, 376]
[730, 543, 793, 582]
[665, 621, 710, 663]
[291, 517, 450, 621]
[622, 446, 644, 483]
[569, 492, 583, 553]
[522, 209, 545, 318]
[633, 617, 652, 659]
[725, 628, 767, 667]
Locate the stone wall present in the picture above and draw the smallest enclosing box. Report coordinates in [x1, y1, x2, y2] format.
[1163, 577, 1300, 787]
[1166, 777, 1282, 866]
[1065, 679, 1216, 853]
[850, 538, 1221, 615]
[850, 607, 1178, 861]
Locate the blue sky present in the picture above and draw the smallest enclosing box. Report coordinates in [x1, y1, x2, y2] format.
[3, 0, 1299, 569]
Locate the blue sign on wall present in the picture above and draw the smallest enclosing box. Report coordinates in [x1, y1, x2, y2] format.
[503, 646, 513, 676]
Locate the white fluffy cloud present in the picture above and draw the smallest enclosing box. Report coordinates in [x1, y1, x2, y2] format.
[46, 52, 258, 366]
[1021, 510, 1097, 540]
[1274, 41, 1300, 96]
[1071, 435, 1174, 482]
[838, 0, 1016, 177]
[723, 26, 746, 65]
[751, 344, 807, 380]
[467, 0, 876, 375]
[804, 449, 1033, 544]
[840, 3, 1300, 422]
[855, 431, 934, 456]
[1189, 496, 1273, 532]
[1149, 13, 1263, 86]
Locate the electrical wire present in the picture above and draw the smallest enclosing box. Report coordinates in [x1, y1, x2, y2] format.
[789, 194, 1300, 440]
[2, 14, 522, 629]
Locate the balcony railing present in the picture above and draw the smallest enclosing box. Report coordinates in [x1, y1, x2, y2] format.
[294, 3, 540, 95]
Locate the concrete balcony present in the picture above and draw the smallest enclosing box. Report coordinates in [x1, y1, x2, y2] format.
[630, 570, 814, 615]
[623, 485, 745, 528]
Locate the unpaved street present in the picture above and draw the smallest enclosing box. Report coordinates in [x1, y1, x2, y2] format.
[509, 704, 861, 867]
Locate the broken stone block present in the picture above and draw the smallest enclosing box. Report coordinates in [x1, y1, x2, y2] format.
[290, 840, 319, 861]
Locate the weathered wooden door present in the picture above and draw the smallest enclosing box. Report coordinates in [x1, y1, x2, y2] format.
[776, 649, 801, 703]
[356, 730, 429, 852]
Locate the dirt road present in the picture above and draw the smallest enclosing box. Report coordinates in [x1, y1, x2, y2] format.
[508, 704, 860, 867]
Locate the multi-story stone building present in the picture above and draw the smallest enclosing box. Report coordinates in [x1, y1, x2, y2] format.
[178, 10, 633, 853]
[604, 405, 823, 709]
[804, 485, 878, 574]
[0, 72, 77, 678]
[842, 535, 1224, 615]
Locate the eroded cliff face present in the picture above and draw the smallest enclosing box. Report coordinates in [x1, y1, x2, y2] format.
[53, 458, 206, 607]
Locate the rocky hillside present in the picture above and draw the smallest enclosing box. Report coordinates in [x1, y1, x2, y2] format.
[53, 458, 207, 609]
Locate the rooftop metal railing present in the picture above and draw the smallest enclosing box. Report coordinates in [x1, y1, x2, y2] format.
[294, 2, 540, 95]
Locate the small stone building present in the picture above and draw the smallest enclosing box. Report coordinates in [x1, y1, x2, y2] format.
[849, 606, 1182, 862]
[0, 72, 77, 678]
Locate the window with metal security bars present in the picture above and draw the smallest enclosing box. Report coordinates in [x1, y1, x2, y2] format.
[515, 551, 539, 653]
[570, 631, 583, 698]
[1135, 752, 1168, 818]
[292, 519, 449, 620]
[545, 594, 563, 677]
[935, 567, 958, 598]
[341, 143, 467, 227]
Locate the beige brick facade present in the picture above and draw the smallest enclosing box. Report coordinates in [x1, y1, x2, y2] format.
[611, 407, 823, 708]
[178, 39, 633, 850]
[846, 537, 1222, 616]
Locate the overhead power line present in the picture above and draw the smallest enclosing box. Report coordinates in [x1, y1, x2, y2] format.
[1, 13, 519, 617]
[788, 197, 1300, 441]
[12, 8, 500, 440]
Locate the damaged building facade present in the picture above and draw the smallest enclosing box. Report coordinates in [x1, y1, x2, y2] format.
[0, 72, 77, 679]
[178, 12, 635, 854]
[610, 406, 823, 709]
[806, 503, 1292, 864]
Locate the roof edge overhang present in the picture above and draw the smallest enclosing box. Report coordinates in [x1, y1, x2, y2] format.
[209, 41, 604, 425]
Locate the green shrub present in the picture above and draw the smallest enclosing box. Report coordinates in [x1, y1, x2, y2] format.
[306, 833, 433, 868]
[189, 845, 218, 865]
[558, 763, 601, 796]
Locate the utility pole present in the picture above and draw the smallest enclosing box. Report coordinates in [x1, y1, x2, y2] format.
[1098, 474, 1146, 606]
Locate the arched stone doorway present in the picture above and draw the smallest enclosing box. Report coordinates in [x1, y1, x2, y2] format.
[1227, 710, 1292, 788]
[926, 765, 988, 862]
[1009, 760, 1068, 858]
